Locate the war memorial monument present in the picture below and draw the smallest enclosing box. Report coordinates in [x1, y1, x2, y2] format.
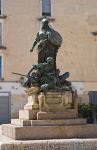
[1, 18, 97, 150]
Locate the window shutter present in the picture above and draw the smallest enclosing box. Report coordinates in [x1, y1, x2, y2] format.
[0, 23, 2, 46]
[0, 0, 1, 14]
[0, 56, 2, 78]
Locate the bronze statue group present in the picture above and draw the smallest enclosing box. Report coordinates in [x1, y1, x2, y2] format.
[24, 18, 72, 91]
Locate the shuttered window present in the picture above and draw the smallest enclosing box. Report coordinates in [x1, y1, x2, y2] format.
[0, 23, 2, 46]
[42, 0, 51, 17]
[0, 56, 2, 79]
[0, 0, 1, 14]
[89, 91, 97, 104]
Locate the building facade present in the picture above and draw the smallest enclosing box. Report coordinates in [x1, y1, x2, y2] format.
[0, 0, 97, 122]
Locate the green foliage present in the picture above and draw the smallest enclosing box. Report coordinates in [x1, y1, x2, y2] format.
[78, 103, 97, 123]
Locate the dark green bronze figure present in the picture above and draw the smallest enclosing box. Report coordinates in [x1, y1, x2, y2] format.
[30, 18, 62, 71]
[23, 57, 55, 88]
[13, 18, 72, 92]
[23, 57, 71, 91]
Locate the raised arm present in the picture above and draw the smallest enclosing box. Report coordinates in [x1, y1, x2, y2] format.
[30, 33, 40, 52]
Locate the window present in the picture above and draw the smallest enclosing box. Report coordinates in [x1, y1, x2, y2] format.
[42, 0, 51, 17]
[0, 0, 1, 14]
[0, 56, 2, 79]
[89, 91, 97, 104]
[0, 0, 2, 15]
[0, 23, 2, 46]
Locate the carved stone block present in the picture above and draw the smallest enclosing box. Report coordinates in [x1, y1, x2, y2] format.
[38, 91, 72, 112]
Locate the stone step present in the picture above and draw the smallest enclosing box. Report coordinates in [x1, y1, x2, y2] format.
[11, 118, 87, 126]
[19, 109, 38, 120]
[11, 119, 31, 126]
[37, 110, 77, 120]
[2, 124, 97, 140]
[19, 109, 77, 120]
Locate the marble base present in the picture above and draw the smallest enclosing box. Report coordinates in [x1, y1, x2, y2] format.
[11, 118, 87, 126]
[1, 90, 86, 140]
[37, 110, 77, 120]
[2, 124, 97, 140]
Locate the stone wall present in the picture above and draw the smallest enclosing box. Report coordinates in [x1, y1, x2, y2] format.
[2, 0, 97, 90]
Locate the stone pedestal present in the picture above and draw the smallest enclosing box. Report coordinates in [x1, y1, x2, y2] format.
[38, 91, 72, 112]
[2, 89, 97, 140]
[24, 94, 39, 110]
[2, 124, 97, 140]
[19, 87, 39, 120]
[37, 110, 76, 120]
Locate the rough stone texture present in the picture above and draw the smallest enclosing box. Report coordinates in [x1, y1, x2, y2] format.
[1, 139, 97, 150]
[11, 118, 87, 126]
[37, 110, 76, 120]
[22, 141, 48, 150]
[2, 124, 97, 140]
[47, 139, 97, 150]
[0, 144, 13, 150]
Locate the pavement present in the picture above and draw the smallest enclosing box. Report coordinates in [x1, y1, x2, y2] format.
[0, 137, 97, 150]
[0, 125, 15, 142]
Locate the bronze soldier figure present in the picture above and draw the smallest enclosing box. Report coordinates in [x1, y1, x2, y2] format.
[30, 18, 62, 72]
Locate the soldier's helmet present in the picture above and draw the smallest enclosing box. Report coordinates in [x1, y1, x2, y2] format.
[42, 18, 49, 25]
[46, 57, 54, 64]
